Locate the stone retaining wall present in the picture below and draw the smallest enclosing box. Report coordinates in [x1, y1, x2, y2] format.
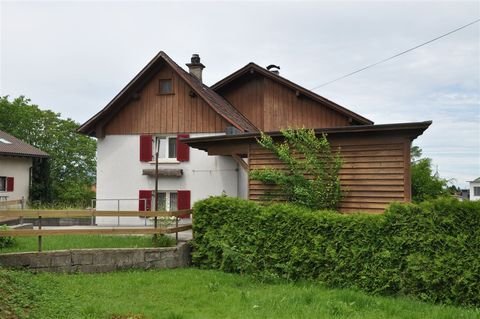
[0, 242, 191, 273]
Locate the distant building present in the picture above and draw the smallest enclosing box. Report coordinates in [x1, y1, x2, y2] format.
[0, 130, 48, 202]
[460, 189, 470, 201]
[469, 177, 480, 201]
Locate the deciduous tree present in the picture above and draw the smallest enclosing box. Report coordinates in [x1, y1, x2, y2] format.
[0, 96, 96, 206]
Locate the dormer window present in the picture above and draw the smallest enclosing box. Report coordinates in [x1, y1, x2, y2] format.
[158, 79, 173, 95]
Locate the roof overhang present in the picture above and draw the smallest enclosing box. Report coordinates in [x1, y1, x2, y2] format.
[183, 121, 432, 156]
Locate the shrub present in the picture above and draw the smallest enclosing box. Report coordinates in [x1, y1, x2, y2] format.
[250, 129, 342, 210]
[0, 225, 16, 249]
[192, 196, 480, 307]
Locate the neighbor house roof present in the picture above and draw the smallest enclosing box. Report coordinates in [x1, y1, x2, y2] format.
[78, 51, 258, 136]
[211, 62, 374, 126]
[468, 177, 480, 183]
[0, 130, 48, 158]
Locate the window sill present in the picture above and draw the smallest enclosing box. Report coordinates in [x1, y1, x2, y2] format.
[148, 159, 180, 165]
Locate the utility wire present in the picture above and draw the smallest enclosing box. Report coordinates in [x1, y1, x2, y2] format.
[311, 18, 480, 90]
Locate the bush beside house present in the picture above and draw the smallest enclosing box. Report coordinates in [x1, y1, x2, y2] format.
[192, 196, 480, 307]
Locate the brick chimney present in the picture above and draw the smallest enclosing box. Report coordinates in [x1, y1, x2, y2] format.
[186, 54, 205, 82]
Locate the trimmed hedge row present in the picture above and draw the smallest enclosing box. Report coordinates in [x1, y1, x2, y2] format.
[192, 196, 480, 307]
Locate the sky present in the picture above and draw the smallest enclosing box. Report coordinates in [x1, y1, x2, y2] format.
[1, 1, 479, 188]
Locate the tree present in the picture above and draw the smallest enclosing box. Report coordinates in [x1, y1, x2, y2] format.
[0, 96, 96, 206]
[411, 145, 448, 202]
[250, 128, 342, 210]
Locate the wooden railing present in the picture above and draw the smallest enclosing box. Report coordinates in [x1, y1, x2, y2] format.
[0, 209, 192, 252]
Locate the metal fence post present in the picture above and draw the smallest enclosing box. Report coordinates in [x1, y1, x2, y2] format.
[117, 199, 120, 226]
[20, 196, 25, 224]
[38, 215, 42, 252]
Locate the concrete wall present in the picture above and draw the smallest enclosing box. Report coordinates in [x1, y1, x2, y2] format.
[470, 182, 480, 201]
[96, 134, 239, 225]
[0, 242, 191, 273]
[0, 156, 32, 202]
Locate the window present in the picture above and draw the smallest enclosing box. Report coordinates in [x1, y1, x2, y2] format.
[474, 187, 480, 196]
[154, 191, 178, 211]
[0, 177, 6, 192]
[153, 136, 177, 160]
[158, 79, 173, 95]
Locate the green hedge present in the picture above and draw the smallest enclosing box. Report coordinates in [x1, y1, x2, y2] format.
[192, 196, 480, 307]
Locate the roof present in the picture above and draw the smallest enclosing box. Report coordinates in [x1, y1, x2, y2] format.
[0, 130, 48, 158]
[211, 62, 374, 125]
[183, 121, 432, 152]
[78, 51, 258, 136]
[468, 177, 480, 183]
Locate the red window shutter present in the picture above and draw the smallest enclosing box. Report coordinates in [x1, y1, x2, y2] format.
[177, 190, 191, 218]
[139, 135, 153, 162]
[6, 177, 14, 192]
[139, 190, 152, 211]
[176, 134, 190, 162]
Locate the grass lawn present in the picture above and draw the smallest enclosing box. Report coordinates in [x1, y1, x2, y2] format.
[0, 235, 175, 253]
[0, 268, 478, 319]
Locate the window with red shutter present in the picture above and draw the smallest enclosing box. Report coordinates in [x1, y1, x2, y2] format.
[138, 190, 152, 211]
[177, 190, 191, 218]
[139, 135, 153, 162]
[6, 177, 14, 192]
[176, 134, 190, 162]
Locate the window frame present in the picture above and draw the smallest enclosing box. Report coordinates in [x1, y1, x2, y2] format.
[158, 78, 174, 95]
[152, 136, 177, 161]
[0, 176, 6, 192]
[474, 186, 480, 196]
[153, 191, 178, 212]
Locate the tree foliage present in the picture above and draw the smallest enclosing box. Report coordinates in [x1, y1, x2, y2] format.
[411, 146, 448, 203]
[0, 96, 96, 206]
[250, 128, 342, 210]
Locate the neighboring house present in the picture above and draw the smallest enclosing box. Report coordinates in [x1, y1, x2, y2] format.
[78, 51, 430, 218]
[469, 177, 480, 201]
[0, 130, 48, 203]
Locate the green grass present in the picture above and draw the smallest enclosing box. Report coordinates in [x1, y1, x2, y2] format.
[0, 234, 175, 253]
[0, 268, 478, 319]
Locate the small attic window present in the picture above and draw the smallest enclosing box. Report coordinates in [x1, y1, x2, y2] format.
[0, 138, 11, 144]
[158, 79, 173, 95]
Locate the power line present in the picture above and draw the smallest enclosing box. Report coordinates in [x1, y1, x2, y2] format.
[311, 18, 480, 90]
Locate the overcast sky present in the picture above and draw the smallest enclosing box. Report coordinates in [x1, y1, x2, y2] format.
[1, 1, 479, 188]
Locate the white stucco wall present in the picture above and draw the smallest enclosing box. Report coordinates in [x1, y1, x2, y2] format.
[0, 156, 32, 203]
[96, 134, 242, 225]
[469, 182, 480, 201]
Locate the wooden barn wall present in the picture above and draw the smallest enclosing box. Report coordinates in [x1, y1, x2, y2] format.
[262, 78, 350, 132]
[103, 65, 231, 135]
[248, 135, 411, 214]
[216, 75, 265, 130]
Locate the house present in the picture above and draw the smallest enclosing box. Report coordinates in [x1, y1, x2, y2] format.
[0, 129, 48, 204]
[78, 51, 430, 219]
[469, 177, 480, 201]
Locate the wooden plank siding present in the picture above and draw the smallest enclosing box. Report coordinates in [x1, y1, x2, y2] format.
[104, 65, 231, 135]
[248, 136, 411, 213]
[263, 78, 350, 131]
[218, 76, 351, 132]
[217, 74, 265, 130]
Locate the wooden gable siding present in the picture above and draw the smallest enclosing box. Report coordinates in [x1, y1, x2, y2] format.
[248, 135, 411, 214]
[217, 75, 350, 132]
[217, 75, 265, 130]
[262, 78, 350, 131]
[104, 65, 230, 135]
